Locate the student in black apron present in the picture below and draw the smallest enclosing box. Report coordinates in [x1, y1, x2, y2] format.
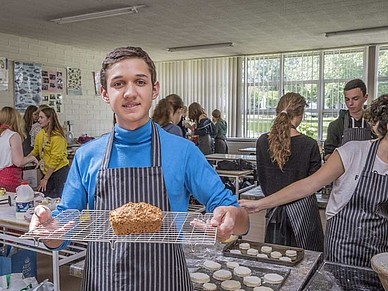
[30, 46, 249, 290]
[255, 93, 324, 252]
[240, 94, 388, 268]
[324, 79, 374, 161]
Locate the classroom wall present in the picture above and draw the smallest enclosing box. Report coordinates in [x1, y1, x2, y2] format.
[0, 32, 113, 138]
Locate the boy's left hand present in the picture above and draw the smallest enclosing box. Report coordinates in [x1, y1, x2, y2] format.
[211, 206, 239, 241]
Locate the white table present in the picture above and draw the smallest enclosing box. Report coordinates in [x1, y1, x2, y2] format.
[0, 194, 86, 291]
[205, 153, 256, 163]
[238, 147, 256, 154]
[215, 169, 254, 199]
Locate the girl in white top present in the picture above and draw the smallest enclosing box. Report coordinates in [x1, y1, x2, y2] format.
[239, 94, 388, 267]
[0, 107, 38, 191]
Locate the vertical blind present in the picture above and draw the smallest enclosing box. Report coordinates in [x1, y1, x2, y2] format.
[155, 57, 240, 137]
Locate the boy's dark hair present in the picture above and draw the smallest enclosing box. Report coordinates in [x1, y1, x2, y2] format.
[344, 79, 367, 96]
[100, 46, 157, 89]
[364, 94, 388, 137]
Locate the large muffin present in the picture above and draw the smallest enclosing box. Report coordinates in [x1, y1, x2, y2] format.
[109, 202, 163, 235]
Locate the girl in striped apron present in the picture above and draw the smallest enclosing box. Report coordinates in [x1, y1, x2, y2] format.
[239, 94, 388, 267]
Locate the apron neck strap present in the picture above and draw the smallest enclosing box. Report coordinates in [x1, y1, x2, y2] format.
[101, 122, 161, 169]
[363, 139, 380, 172]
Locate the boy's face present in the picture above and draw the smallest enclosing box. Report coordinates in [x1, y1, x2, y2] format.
[101, 58, 159, 130]
[344, 88, 368, 116]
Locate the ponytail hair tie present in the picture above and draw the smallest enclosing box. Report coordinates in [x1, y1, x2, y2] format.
[280, 110, 288, 115]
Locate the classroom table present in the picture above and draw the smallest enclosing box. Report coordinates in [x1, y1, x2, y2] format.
[205, 153, 256, 163]
[0, 193, 86, 291]
[215, 169, 254, 199]
[238, 147, 256, 154]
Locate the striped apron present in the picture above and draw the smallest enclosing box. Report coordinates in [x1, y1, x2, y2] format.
[325, 139, 388, 267]
[81, 123, 193, 291]
[265, 196, 324, 252]
[285, 196, 324, 251]
[341, 113, 372, 145]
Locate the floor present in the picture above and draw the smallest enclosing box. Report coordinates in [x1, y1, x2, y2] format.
[36, 209, 327, 290]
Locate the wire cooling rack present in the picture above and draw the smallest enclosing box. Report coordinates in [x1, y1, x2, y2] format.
[20, 209, 217, 248]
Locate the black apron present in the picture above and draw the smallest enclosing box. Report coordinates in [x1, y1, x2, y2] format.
[81, 122, 193, 291]
[325, 139, 388, 267]
[341, 113, 372, 145]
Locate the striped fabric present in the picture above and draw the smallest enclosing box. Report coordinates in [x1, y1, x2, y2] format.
[341, 113, 373, 145]
[325, 139, 388, 267]
[82, 122, 193, 291]
[285, 195, 324, 252]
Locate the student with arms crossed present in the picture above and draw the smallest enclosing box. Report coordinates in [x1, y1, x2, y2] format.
[240, 94, 388, 267]
[30, 46, 249, 291]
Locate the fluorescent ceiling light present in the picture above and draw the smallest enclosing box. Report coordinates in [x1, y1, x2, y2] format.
[325, 25, 388, 37]
[167, 42, 234, 52]
[50, 5, 146, 24]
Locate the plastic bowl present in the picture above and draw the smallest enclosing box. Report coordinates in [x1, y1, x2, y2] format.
[371, 252, 388, 291]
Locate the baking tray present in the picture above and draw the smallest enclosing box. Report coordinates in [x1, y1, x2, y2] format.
[20, 209, 217, 249]
[223, 239, 304, 267]
[192, 260, 290, 291]
[303, 260, 385, 291]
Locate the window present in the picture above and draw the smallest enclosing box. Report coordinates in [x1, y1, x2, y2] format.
[377, 46, 388, 96]
[243, 55, 280, 138]
[156, 46, 368, 141]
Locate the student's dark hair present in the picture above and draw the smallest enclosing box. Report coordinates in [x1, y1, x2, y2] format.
[364, 94, 388, 137]
[100, 46, 157, 90]
[268, 92, 307, 170]
[188, 102, 205, 122]
[152, 98, 173, 127]
[344, 79, 367, 96]
[23, 105, 38, 131]
[40, 107, 65, 138]
[212, 109, 223, 120]
[165, 94, 184, 113]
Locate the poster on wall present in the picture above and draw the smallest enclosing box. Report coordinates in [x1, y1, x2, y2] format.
[93, 71, 101, 95]
[14, 62, 42, 111]
[0, 57, 8, 91]
[42, 70, 63, 92]
[66, 67, 82, 95]
[41, 93, 63, 113]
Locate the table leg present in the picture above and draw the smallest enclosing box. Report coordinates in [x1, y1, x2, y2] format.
[52, 251, 60, 291]
[235, 177, 240, 199]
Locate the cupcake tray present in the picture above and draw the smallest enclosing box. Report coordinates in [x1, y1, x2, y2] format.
[223, 239, 304, 267]
[192, 260, 290, 291]
[20, 209, 217, 249]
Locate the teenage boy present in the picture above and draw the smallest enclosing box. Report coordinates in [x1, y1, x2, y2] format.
[324, 79, 374, 161]
[30, 46, 249, 291]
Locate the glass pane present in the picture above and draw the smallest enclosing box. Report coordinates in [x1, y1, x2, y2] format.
[378, 47, 388, 77]
[321, 112, 339, 140]
[284, 53, 320, 81]
[284, 83, 318, 109]
[324, 82, 347, 110]
[324, 50, 364, 79]
[377, 81, 388, 97]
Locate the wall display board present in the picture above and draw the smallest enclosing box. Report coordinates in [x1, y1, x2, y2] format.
[66, 67, 82, 95]
[0, 57, 8, 91]
[14, 62, 42, 111]
[41, 93, 63, 113]
[42, 70, 63, 92]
